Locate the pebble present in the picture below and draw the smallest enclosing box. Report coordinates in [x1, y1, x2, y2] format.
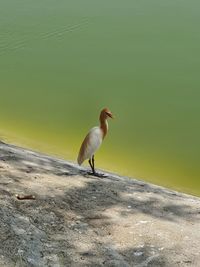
[140, 220, 149, 224]
[134, 251, 143, 256]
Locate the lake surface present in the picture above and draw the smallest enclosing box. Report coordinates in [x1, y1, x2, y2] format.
[0, 0, 200, 196]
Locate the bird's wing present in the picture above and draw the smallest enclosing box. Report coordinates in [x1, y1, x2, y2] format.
[77, 127, 102, 165]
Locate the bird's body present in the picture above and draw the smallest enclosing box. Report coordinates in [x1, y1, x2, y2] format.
[77, 126, 103, 165]
[77, 108, 113, 176]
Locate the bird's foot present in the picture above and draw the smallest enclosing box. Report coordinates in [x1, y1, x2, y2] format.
[87, 171, 108, 178]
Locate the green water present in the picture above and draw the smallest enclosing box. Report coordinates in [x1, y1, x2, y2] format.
[0, 0, 200, 196]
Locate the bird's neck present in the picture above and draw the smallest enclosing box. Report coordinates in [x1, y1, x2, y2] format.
[99, 117, 108, 139]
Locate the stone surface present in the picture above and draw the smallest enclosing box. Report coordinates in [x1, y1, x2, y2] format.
[0, 141, 200, 266]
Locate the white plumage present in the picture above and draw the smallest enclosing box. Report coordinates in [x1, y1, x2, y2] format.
[77, 127, 103, 165]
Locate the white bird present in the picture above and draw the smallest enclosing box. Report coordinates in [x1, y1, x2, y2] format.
[77, 108, 114, 176]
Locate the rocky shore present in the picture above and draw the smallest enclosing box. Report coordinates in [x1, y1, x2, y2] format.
[0, 141, 200, 267]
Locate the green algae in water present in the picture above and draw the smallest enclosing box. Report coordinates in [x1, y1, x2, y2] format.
[0, 0, 200, 196]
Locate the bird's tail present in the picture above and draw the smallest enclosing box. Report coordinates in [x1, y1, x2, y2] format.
[77, 154, 83, 166]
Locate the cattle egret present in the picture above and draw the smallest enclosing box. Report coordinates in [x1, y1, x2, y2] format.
[77, 108, 114, 176]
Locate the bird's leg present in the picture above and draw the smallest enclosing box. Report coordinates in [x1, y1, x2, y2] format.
[92, 155, 96, 174]
[88, 157, 98, 175]
[90, 155, 107, 178]
[88, 159, 95, 174]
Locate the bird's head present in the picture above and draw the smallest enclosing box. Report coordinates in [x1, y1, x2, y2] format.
[100, 108, 114, 119]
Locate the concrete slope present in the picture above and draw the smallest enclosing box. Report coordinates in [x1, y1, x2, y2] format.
[0, 141, 200, 267]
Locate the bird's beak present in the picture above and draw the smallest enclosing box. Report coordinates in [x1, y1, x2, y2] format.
[108, 113, 114, 119]
[105, 111, 114, 119]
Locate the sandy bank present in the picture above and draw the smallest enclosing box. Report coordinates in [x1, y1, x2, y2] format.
[0, 141, 200, 267]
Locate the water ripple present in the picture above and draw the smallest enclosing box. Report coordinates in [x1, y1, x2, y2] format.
[0, 19, 90, 57]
